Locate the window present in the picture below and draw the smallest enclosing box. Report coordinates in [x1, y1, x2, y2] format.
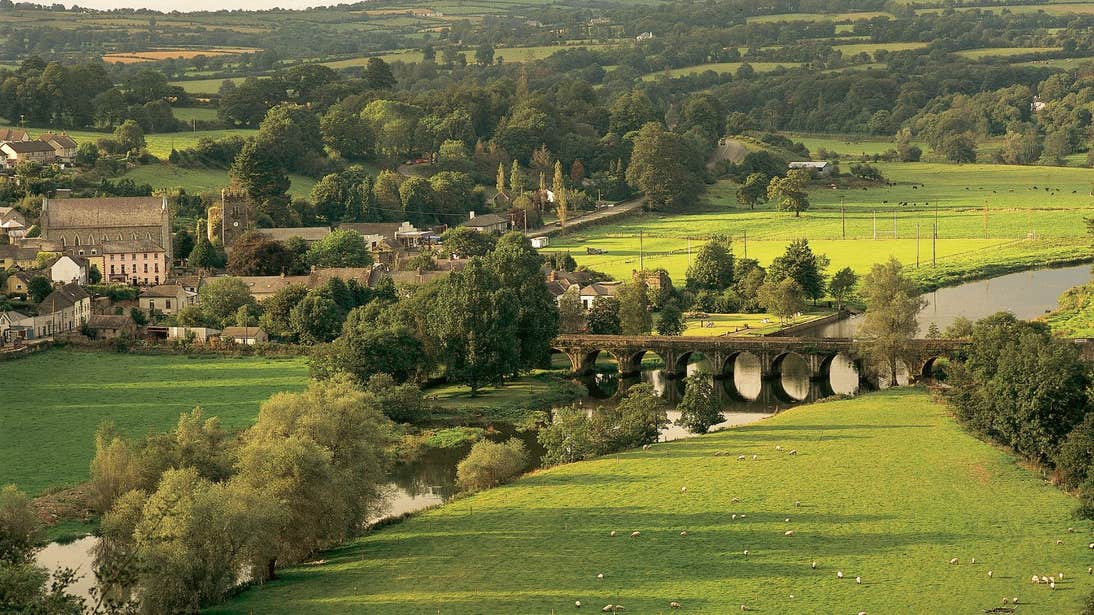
[154, 263, 159, 273]
[143, 264, 148, 273]
[143, 253, 148, 259]
[148, 300, 155, 309]
[110, 265, 115, 274]
[120, 265, 126, 274]
[165, 300, 171, 309]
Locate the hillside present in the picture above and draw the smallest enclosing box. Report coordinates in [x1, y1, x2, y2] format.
[211, 389, 1093, 614]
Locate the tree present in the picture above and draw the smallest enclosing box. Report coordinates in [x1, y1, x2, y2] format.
[1055, 413, 1094, 491]
[308, 326, 423, 385]
[856, 257, 926, 385]
[495, 162, 506, 195]
[1041, 130, 1070, 166]
[757, 277, 806, 322]
[27, 276, 51, 302]
[321, 105, 373, 161]
[475, 43, 495, 66]
[188, 232, 221, 270]
[538, 405, 597, 465]
[829, 267, 857, 309]
[939, 132, 977, 163]
[894, 128, 922, 162]
[399, 176, 434, 227]
[289, 290, 343, 344]
[686, 235, 734, 291]
[373, 169, 403, 217]
[113, 119, 145, 153]
[227, 230, 294, 276]
[230, 140, 290, 205]
[509, 160, 523, 195]
[366, 374, 429, 422]
[618, 282, 652, 335]
[456, 438, 527, 492]
[0, 484, 83, 613]
[440, 226, 496, 258]
[311, 167, 373, 224]
[88, 264, 102, 284]
[998, 125, 1042, 165]
[364, 57, 396, 89]
[430, 257, 519, 392]
[587, 296, 621, 335]
[255, 104, 324, 168]
[768, 238, 828, 304]
[949, 313, 1090, 464]
[552, 160, 568, 227]
[198, 277, 254, 327]
[488, 232, 560, 372]
[625, 122, 704, 211]
[306, 229, 372, 268]
[656, 302, 685, 335]
[589, 383, 668, 454]
[736, 172, 768, 209]
[676, 375, 723, 434]
[234, 376, 392, 577]
[558, 287, 585, 334]
[767, 169, 810, 217]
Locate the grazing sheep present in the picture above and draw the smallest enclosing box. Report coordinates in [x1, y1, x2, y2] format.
[811, 561, 817, 569]
[630, 531, 640, 538]
[784, 530, 795, 537]
[732, 514, 737, 520]
[1012, 597, 1019, 604]
[988, 570, 993, 578]
[837, 571, 844, 579]
[732, 497, 741, 503]
[752, 454, 757, 460]
[971, 558, 976, 564]
[1056, 539, 1063, 545]
[1031, 575, 1040, 584]
[597, 573, 604, 580]
[785, 518, 790, 522]
[1040, 576, 1049, 584]
[1089, 543, 1094, 549]
[775, 445, 783, 451]
[743, 550, 750, 556]
[1068, 527, 1075, 533]
[740, 514, 746, 518]
[713, 451, 722, 457]
[680, 531, 689, 537]
[1058, 572, 1064, 580]
[1050, 581, 1056, 590]
[601, 605, 614, 613]
[1088, 567, 1092, 575]
[795, 500, 801, 507]
[680, 486, 687, 493]
[610, 531, 617, 537]
[858, 612, 867, 615]
[669, 601, 681, 609]
[740, 605, 748, 611]
[949, 558, 959, 565]
[737, 455, 746, 461]
[575, 600, 582, 608]
[642, 445, 650, 450]
[788, 449, 798, 455]
[856, 576, 862, 584]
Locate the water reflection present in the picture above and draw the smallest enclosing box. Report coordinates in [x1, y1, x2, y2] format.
[34, 536, 98, 601]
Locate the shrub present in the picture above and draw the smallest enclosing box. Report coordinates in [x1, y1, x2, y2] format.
[1055, 413, 1094, 490]
[456, 438, 528, 492]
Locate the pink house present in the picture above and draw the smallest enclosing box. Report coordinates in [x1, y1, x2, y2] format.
[102, 239, 167, 286]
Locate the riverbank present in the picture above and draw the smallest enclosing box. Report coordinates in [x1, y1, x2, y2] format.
[208, 388, 1093, 614]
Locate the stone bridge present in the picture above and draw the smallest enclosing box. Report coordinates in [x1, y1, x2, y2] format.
[551, 334, 969, 402]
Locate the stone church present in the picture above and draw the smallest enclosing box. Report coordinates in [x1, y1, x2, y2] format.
[39, 196, 173, 259]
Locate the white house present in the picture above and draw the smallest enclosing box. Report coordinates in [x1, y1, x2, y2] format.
[36, 283, 91, 337]
[531, 237, 549, 249]
[788, 161, 834, 177]
[579, 281, 623, 309]
[50, 255, 89, 285]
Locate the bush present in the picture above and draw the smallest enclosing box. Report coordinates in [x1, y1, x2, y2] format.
[1055, 413, 1094, 490]
[1078, 473, 1094, 520]
[456, 438, 528, 492]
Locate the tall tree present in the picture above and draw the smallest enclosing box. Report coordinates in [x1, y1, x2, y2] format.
[656, 302, 685, 336]
[552, 160, 568, 227]
[736, 172, 769, 209]
[625, 122, 704, 211]
[768, 238, 828, 304]
[226, 230, 295, 276]
[364, 57, 396, 89]
[587, 296, 622, 335]
[676, 375, 723, 434]
[757, 277, 806, 322]
[856, 257, 927, 385]
[686, 234, 734, 291]
[558, 287, 585, 334]
[829, 267, 858, 309]
[306, 229, 372, 268]
[489, 232, 559, 372]
[618, 282, 652, 335]
[767, 169, 810, 217]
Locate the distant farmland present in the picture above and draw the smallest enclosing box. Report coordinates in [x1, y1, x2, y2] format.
[102, 47, 259, 64]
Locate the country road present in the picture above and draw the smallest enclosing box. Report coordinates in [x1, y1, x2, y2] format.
[523, 195, 645, 238]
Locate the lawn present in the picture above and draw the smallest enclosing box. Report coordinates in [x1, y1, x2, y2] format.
[0, 350, 308, 495]
[210, 388, 1094, 614]
[171, 106, 221, 123]
[544, 162, 1093, 286]
[125, 164, 316, 199]
[679, 310, 832, 337]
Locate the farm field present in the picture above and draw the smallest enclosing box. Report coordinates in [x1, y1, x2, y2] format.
[102, 47, 259, 64]
[953, 46, 1062, 59]
[1015, 56, 1094, 69]
[832, 42, 928, 54]
[125, 164, 316, 199]
[642, 62, 802, 80]
[784, 132, 926, 157]
[0, 125, 256, 159]
[746, 10, 894, 22]
[210, 388, 1094, 614]
[678, 310, 832, 337]
[544, 162, 1093, 286]
[325, 43, 620, 68]
[169, 76, 246, 94]
[918, 2, 1094, 15]
[0, 351, 308, 496]
[171, 106, 220, 123]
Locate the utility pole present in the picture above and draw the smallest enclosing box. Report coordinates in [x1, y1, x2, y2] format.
[638, 230, 644, 271]
[893, 210, 897, 239]
[743, 230, 748, 259]
[872, 211, 877, 240]
[916, 223, 920, 269]
[841, 196, 846, 239]
[932, 222, 937, 266]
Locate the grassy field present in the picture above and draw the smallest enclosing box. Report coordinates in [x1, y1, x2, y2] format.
[954, 47, 1062, 59]
[125, 163, 316, 199]
[1042, 281, 1094, 337]
[544, 162, 1093, 285]
[746, 10, 894, 22]
[679, 310, 831, 336]
[642, 62, 802, 80]
[918, 2, 1094, 15]
[322, 43, 620, 68]
[785, 132, 925, 157]
[1015, 56, 1094, 69]
[211, 388, 1094, 614]
[0, 125, 256, 159]
[169, 76, 246, 94]
[171, 106, 220, 123]
[832, 42, 928, 55]
[0, 350, 308, 496]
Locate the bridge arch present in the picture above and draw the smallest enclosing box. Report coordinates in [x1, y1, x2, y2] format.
[769, 351, 811, 402]
[723, 350, 761, 401]
[578, 349, 622, 398]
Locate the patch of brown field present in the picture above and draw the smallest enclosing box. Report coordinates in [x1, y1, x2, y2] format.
[33, 483, 94, 526]
[103, 47, 259, 63]
[969, 462, 991, 485]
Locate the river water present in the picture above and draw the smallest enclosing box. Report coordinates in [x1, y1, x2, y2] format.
[37, 264, 1091, 599]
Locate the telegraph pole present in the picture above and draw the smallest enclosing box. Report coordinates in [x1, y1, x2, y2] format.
[743, 230, 748, 259]
[872, 211, 877, 240]
[841, 196, 846, 239]
[916, 223, 920, 268]
[932, 222, 937, 266]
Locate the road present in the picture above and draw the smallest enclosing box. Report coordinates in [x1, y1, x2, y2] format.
[524, 195, 645, 238]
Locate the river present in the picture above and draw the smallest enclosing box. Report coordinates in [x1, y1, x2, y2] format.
[37, 264, 1091, 600]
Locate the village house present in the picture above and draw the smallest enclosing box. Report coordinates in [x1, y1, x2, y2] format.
[37, 282, 91, 336]
[0, 128, 31, 143]
[464, 211, 509, 234]
[579, 281, 623, 309]
[40, 196, 173, 261]
[0, 207, 28, 242]
[234, 267, 379, 301]
[85, 314, 138, 340]
[3, 271, 33, 296]
[788, 160, 834, 177]
[545, 270, 589, 304]
[341, 221, 431, 250]
[0, 140, 55, 168]
[38, 133, 78, 163]
[0, 310, 32, 342]
[139, 284, 194, 316]
[220, 326, 269, 345]
[102, 240, 167, 285]
[50, 255, 89, 285]
[167, 326, 220, 343]
[0, 245, 39, 269]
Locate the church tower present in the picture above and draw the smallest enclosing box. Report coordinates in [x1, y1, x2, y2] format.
[218, 188, 250, 248]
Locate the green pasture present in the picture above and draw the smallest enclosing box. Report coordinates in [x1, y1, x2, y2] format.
[679, 310, 831, 336]
[784, 132, 926, 157]
[1014, 56, 1094, 69]
[918, 2, 1094, 15]
[211, 389, 1094, 614]
[746, 11, 895, 23]
[125, 164, 316, 199]
[171, 106, 220, 123]
[0, 125, 255, 159]
[0, 351, 308, 496]
[169, 77, 246, 94]
[832, 42, 928, 55]
[1042, 281, 1094, 337]
[544, 162, 1093, 285]
[642, 62, 802, 80]
[954, 47, 1062, 59]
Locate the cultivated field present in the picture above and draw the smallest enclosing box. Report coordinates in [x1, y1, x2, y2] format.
[746, 11, 895, 22]
[642, 62, 803, 80]
[210, 389, 1094, 614]
[0, 351, 308, 495]
[544, 162, 1093, 286]
[125, 164, 316, 199]
[102, 47, 259, 64]
[954, 47, 1062, 59]
[323, 43, 621, 68]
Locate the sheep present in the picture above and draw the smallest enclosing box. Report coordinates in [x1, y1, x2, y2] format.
[1012, 597, 1019, 605]
[737, 455, 746, 461]
[669, 601, 681, 609]
[732, 497, 741, 503]
[630, 531, 640, 538]
[858, 612, 867, 615]
[642, 444, 650, 450]
[971, 558, 976, 564]
[811, 561, 817, 569]
[1050, 581, 1056, 590]
[732, 514, 737, 520]
[1031, 575, 1040, 584]
[575, 600, 582, 608]
[609, 531, 617, 537]
[837, 571, 844, 579]
[601, 605, 614, 613]
[785, 518, 791, 522]
[740, 514, 746, 518]
[1040, 576, 1049, 584]
[949, 558, 959, 565]
[597, 573, 604, 580]
[752, 454, 758, 460]
[1089, 567, 1092, 575]
[788, 449, 798, 455]
[740, 605, 749, 611]
[988, 570, 993, 578]
[856, 576, 862, 584]
[1056, 539, 1063, 545]
[784, 530, 795, 537]
[680, 486, 687, 493]
[743, 550, 750, 556]
[775, 445, 783, 451]
[795, 500, 801, 507]
[713, 451, 722, 457]
[1068, 527, 1075, 533]
[680, 530, 689, 537]
[1089, 542, 1094, 549]
[1058, 572, 1064, 580]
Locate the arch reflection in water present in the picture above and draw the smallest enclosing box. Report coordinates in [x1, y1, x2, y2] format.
[580, 349, 620, 398]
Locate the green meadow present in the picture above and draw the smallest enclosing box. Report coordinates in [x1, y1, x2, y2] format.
[545, 162, 1093, 286]
[746, 11, 895, 23]
[125, 164, 316, 199]
[211, 389, 1094, 614]
[0, 125, 256, 159]
[642, 62, 802, 80]
[0, 351, 308, 495]
[954, 47, 1062, 59]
